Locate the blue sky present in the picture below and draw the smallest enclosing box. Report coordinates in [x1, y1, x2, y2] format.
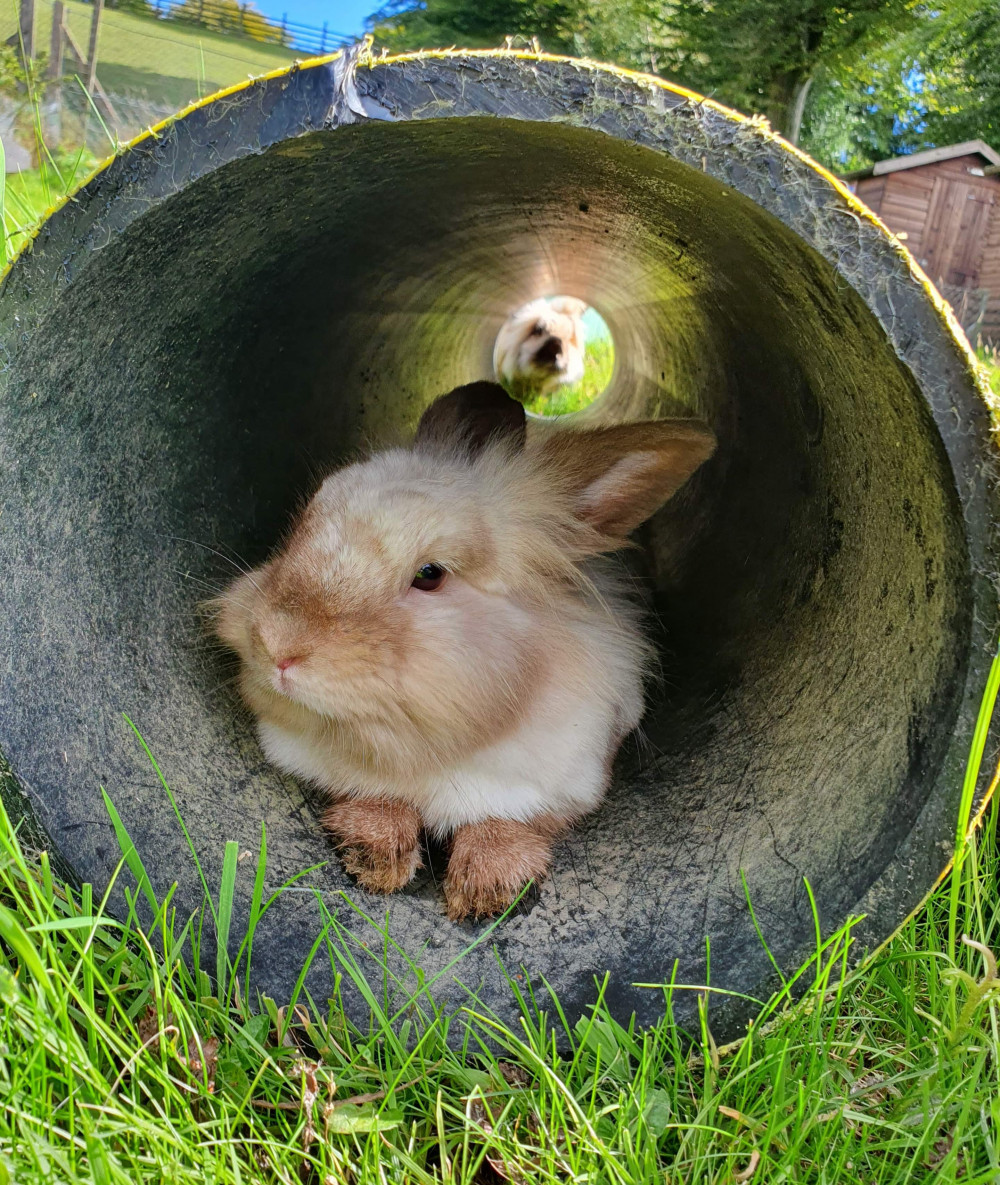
[253, 0, 374, 37]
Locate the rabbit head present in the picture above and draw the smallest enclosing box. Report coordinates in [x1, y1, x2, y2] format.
[493, 297, 589, 394]
[212, 382, 715, 783]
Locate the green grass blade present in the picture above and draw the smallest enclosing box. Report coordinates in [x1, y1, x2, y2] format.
[216, 839, 239, 1001]
[949, 639, 1000, 960]
[0, 129, 7, 269]
[100, 786, 159, 918]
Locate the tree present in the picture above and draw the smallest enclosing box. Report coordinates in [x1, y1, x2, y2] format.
[899, 0, 1000, 149]
[170, 0, 286, 44]
[367, 0, 587, 54]
[572, 0, 673, 76]
[658, 0, 919, 143]
[799, 1, 1000, 172]
[367, 0, 670, 70]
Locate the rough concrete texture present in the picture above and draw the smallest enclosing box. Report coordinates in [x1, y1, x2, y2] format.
[0, 51, 997, 1037]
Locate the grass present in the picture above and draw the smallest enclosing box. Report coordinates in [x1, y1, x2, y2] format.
[1, 146, 100, 257]
[0, 82, 999, 1181]
[517, 335, 616, 418]
[0, 0, 301, 110]
[977, 343, 1000, 401]
[0, 692, 998, 1183]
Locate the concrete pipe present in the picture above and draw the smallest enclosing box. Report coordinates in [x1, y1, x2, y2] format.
[1, 50, 997, 1035]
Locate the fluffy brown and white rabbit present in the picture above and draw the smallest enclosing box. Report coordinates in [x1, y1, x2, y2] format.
[493, 297, 588, 395]
[212, 383, 715, 919]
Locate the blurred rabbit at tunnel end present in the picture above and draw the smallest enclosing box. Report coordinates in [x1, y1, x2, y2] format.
[211, 382, 716, 920]
[493, 296, 588, 396]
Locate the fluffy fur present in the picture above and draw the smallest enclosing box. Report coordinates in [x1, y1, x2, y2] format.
[212, 383, 715, 918]
[493, 296, 588, 395]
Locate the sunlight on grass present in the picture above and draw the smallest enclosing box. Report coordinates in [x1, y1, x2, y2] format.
[0, 697, 998, 1181]
[976, 342, 1000, 401]
[2, 149, 101, 258]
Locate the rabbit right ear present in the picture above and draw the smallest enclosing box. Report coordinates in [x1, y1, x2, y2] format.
[415, 382, 526, 459]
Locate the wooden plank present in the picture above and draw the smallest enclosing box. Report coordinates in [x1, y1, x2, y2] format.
[855, 176, 886, 214]
[18, 0, 34, 59]
[884, 173, 936, 196]
[952, 189, 995, 285]
[878, 210, 926, 233]
[927, 155, 989, 178]
[982, 217, 1000, 294]
[883, 179, 934, 199]
[877, 201, 926, 228]
[881, 196, 932, 217]
[47, 0, 64, 80]
[85, 0, 103, 95]
[919, 176, 997, 287]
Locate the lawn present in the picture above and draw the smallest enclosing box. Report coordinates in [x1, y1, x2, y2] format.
[0, 0, 301, 129]
[519, 334, 616, 417]
[0, 708, 998, 1182]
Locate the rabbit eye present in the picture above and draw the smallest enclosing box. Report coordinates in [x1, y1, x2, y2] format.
[412, 563, 447, 592]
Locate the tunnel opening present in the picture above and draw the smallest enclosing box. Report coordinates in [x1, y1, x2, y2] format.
[493, 294, 615, 416]
[0, 56, 994, 1035]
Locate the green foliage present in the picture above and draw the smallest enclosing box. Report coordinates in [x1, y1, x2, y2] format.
[2, 149, 101, 260]
[658, 0, 919, 141]
[368, 0, 670, 73]
[365, 0, 995, 169]
[114, 0, 158, 14]
[168, 0, 288, 45]
[368, 0, 586, 53]
[893, 0, 1000, 152]
[0, 0, 300, 112]
[801, 2, 1000, 171]
[0, 43, 35, 99]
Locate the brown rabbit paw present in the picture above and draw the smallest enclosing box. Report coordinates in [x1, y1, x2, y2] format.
[323, 797, 423, 895]
[443, 817, 561, 921]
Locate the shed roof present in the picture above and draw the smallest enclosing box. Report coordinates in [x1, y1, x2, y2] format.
[841, 140, 1000, 182]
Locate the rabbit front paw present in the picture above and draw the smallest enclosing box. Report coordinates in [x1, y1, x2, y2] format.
[443, 816, 561, 920]
[323, 797, 423, 894]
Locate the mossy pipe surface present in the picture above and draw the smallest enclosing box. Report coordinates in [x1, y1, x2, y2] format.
[0, 49, 997, 1035]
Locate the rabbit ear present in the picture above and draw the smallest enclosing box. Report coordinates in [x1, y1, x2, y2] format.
[415, 382, 526, 458]
[548, 296, 587, 318]
[540, 420, 716, 540]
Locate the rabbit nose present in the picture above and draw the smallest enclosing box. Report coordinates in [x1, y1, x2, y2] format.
[534, 335, 563, 366]
[276, 654, 304, 672]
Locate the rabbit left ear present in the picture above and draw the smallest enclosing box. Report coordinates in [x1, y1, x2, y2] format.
[540, 419, 717, 540]
[415, 382, 526, 458]
[548, 296, 587, 318]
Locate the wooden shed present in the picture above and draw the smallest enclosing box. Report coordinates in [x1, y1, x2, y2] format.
[844, 140, 1000, 344]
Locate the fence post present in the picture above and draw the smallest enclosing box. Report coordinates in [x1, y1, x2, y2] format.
[320, 19, 326, 53]
[47, 0, 65, 78]
[85, 0, 103, 94]
[18, 0, 36, 60]
[281, 11, 287, 45]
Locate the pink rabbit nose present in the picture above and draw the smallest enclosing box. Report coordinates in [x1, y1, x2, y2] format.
[276, 655, 303, 672]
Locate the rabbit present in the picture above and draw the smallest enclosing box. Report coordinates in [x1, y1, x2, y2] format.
[493, 296, 588, 396]
[211, 382, 715, 919]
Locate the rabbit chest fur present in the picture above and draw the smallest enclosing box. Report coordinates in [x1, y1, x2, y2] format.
[212, 382, 714, 917]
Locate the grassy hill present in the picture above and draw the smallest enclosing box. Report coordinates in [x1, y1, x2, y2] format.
[1, 0, 303, 114]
